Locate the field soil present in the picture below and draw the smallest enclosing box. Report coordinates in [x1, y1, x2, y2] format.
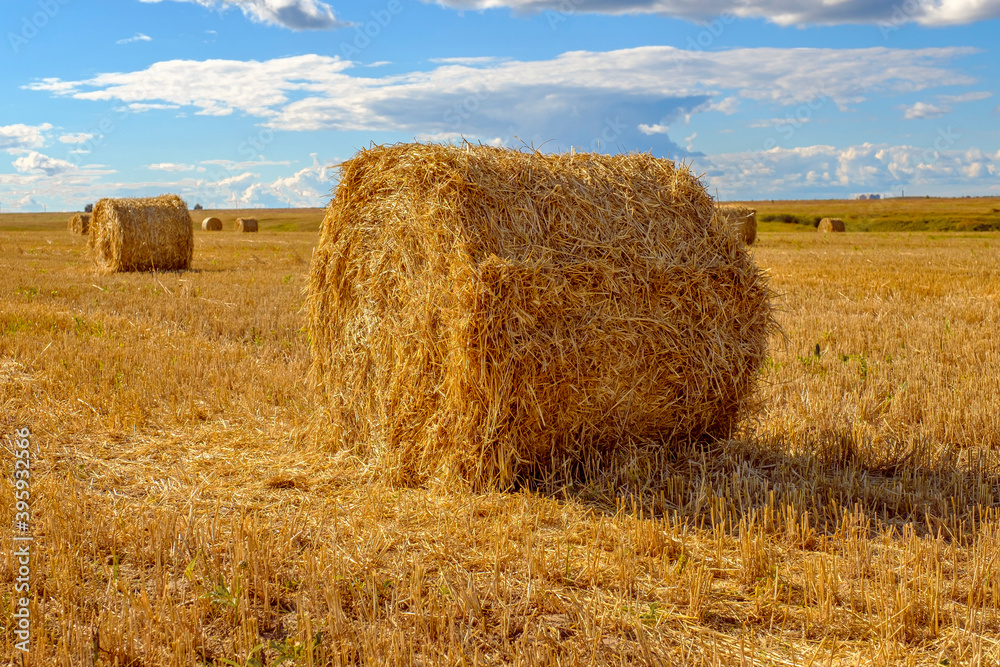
[2, 208, 1000, 665]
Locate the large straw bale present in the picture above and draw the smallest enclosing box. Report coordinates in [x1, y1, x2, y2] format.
[235, 217, 258, 233]
[90, 195, 193, 272]
[717, 205, 757, 245]
[307, 143, 773, 488]
[818, 217, 846, 232]
[202, 217, 223, 231]
[68, 213, 90, 235]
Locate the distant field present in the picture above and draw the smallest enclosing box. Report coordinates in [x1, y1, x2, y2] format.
[726, 196, 1000, 233]
[0, 208, 326, 233]
[5, 198, 1000, 234]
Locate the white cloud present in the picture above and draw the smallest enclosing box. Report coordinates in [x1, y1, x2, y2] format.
[59, 132, 95, 144]
[25, 46, 977, 156]
[175, 155, 335, 208]
[128, 103, 182, 112]
[148, 163, 198, 171]
[235, 155, 333, 207]
[201, 158, 293, 168]
[638, 123, 670, 135]
[902, 101, 950, 119]
[117, 33, 152, 44]
[0, 123, 52, 152]
[937, 91, 993, 104]
[748, 117, 813, 128]
[13, 151, 78, 176]
[707, 96, 740, 115]
[425, 0, 1000, 26]
[138, 0, 348, 29]
[700, 140, 1000, 199]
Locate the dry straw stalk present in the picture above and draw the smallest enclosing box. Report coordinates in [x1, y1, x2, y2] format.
[235, 217, 258, 233]
[68, 213, 91, 235]
[819, 217, 846, 232]
[202, 216, 223, 231]
[716, 204, 757, 245]
[90, 195, 194, 272]
[307, 143, 774, 489]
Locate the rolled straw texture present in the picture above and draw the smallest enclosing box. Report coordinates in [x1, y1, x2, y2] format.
[717, 205, 757, 245]
[68, 213, 90, 235]
[307, 143, 773, 488]
[90, 195, 193, 272]
[235, 217, 258, 233]
[818, 217, 846, 232]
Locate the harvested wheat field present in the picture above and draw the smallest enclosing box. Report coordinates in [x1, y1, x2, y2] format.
[308, 144, 772, 489]
[2, 215, 1000, 665]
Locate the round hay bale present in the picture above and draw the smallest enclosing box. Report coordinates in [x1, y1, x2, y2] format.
[235, 217, 258, 233]
[307, 143, 774, 489]
[202, 216, 223, 231]
[818, 217, 846, 232]
[68, 213, 91, 235]
[90, 195, 193, 272]
[716, 204, 757, 245]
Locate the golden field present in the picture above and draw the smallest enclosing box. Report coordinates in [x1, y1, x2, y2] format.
[2, 205, 1000, 665]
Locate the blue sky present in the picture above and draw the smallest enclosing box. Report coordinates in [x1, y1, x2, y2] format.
[1, 0, 998, 211]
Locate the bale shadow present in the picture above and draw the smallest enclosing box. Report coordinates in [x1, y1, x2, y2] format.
[519, 428, 1000, 543]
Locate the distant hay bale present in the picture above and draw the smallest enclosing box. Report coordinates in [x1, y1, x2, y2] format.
[307, 143, 774, 489]
[201, 217, 223, 231]
[90, 195, 193, 272]
[818, 217, 846, 232]
[68, 213, 90, 235]
[717, 205, 757, 245]
[235, 217, 258, 233]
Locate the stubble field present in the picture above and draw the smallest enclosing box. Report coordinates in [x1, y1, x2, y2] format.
[2, 213, 1000, 665]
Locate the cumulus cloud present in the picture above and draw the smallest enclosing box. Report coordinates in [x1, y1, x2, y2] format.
[424, 0, 1000, 26]
[201, 158, 293, 168]
[700, 140, 998, 199]
[0, 123, 52, 152]
[174, 155, 335, 208]
[117, 33, 152, 44]
[937, 91, 993, 104]
[138, 0, 348, 30]
[236, 155, 333, 207]
[13, 151, 78, 176]
[147, 163, 198, 171]
[25, 46, 977, 156]
[902, 101, 950, 119]
[59, 132, 95, 144]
